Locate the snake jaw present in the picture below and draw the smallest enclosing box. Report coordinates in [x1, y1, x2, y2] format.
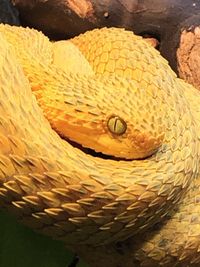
[39, 100, 165, 160]
[47, 110, 164, 160]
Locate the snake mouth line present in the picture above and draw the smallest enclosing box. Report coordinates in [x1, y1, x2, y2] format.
[62, 136, 134, 161]
[62, 136, 153, 161]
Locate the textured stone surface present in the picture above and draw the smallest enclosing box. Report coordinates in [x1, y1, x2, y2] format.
[163, 14, 200, 90]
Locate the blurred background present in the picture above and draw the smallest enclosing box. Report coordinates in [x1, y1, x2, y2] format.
[0, 211, 87, 267]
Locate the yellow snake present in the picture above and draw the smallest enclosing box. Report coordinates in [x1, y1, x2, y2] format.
[0, 24, 200, 266]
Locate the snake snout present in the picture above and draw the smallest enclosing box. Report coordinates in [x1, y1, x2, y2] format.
[130, 131, 165, 159]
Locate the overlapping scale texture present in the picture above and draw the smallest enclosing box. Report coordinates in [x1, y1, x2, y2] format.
[0, 25, 199, 266]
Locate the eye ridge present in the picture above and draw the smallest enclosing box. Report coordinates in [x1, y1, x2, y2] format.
[107, 115, 127, 135]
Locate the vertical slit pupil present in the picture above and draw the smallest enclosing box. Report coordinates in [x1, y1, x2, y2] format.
[107, 116, 127, 135]
[114, 117, 118, 132]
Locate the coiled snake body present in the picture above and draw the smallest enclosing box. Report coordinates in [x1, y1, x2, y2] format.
[0, 24, 200, 266]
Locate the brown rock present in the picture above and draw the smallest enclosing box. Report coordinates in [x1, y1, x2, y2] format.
[12, 0, 200, 90]
[12, 0, 200, 41]
[166, 15, 200, 90]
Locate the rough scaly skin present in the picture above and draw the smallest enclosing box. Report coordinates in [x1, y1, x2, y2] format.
[0, 24, 199, 266]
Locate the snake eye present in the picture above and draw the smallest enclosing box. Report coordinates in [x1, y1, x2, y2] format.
[107, 115, 127, 135]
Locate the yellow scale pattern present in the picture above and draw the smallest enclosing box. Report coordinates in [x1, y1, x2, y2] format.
[0, 24, 199, 266]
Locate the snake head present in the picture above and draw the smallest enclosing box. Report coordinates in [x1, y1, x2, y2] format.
[86, 112, 165, 160]
[39, 75, 166, 160]
[77, 76, 166, 160]
[101, 113, 165, 159]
